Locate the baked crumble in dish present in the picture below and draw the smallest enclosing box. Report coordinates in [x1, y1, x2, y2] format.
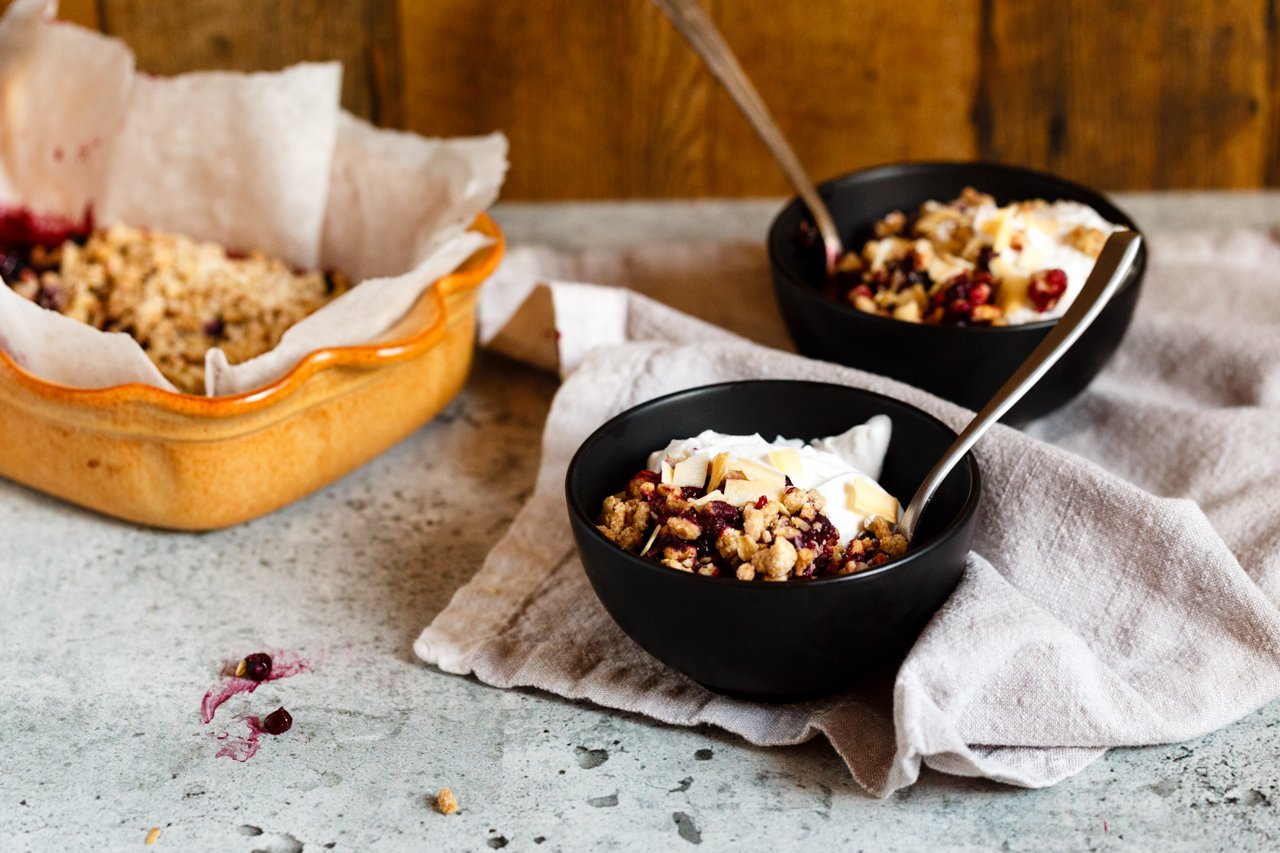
[595, 424, 908, 582]
[807, 187, 1123, 326]
[0, 223, 350, 394]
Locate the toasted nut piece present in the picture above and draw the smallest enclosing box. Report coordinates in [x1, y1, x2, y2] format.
[867, 516, 894, 539]
[666, 517, 701, 540]
[971, 304, 1003, 323]
[893, 300, 922, 323]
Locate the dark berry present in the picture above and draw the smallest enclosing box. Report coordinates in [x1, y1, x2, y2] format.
[34, 284, 65, 311]
[0, 250, 23, 282]
[203, 316, 225, 339]
[975, 247, 994, 273]
[934, 271, 996, 323]
[1028, 268, 1068, 312]
[240, 653, 272, 682]
[260, 706, 292, 735]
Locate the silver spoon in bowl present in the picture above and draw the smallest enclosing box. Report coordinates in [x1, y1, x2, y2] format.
[898, 231, 1143, 541]
[650, 0, 844, 278]
[651, 0, 1143, 543]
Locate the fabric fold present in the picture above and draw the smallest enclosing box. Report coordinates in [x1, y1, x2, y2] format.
[418, 228, 1280, 796]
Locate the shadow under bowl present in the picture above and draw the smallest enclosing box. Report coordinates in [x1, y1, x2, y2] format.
[565, 380, 981, 701]
[768, 161, 1147, 425]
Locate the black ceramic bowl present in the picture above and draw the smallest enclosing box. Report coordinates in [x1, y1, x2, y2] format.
[768, 162, 1147, 424]
[565, 380, 980, 701]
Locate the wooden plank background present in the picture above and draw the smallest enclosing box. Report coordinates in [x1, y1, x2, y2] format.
[7, 0, 1278, 198]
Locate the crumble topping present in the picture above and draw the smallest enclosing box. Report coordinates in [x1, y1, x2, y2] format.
[437, 787, 459, 815]
[1, 223, 350, 393]
[595, 423, 908, 582]
[809, 187, 1123, 326]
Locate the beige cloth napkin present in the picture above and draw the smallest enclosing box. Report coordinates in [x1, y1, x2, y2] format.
[415, 229, 1280, 796]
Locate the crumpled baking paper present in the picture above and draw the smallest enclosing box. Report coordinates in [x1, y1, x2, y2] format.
[0, 0, 506, 396]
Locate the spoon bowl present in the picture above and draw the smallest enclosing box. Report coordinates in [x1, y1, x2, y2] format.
[769, 162, 1148, 424]
[566, 380, 980, 700]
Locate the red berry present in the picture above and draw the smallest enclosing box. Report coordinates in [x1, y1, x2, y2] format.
[261, 706, 292, 735]
[1028, 268, 1068, 312]
[241, 653, 272, 682]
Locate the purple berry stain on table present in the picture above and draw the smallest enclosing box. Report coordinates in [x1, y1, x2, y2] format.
[213, 709, 293, 763]
[200, 649, 306, 762]
[200, 650, 305, 724]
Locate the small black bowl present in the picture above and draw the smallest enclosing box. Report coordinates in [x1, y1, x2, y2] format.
[768, 162, 1147, 424]
[565, 380, 980, 701]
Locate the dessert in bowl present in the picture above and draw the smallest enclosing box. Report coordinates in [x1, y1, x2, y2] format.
[566, 380, 980, 700]
[596, 418, 909, 582]
[768, 162, 1147, 424]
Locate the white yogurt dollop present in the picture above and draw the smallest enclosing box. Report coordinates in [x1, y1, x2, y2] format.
[646, 415, 897, 545]
[973, 199, 1123, 323]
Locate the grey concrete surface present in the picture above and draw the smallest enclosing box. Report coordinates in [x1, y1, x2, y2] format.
[3, 194, 1280, 852]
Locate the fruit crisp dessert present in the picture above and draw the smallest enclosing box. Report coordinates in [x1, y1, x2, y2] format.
[0, 222, 350, 394]
[816, 188, 1123, 326]
[596, 418, 910, 581]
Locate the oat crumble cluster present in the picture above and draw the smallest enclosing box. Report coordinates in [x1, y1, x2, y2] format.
[1, 224, 350, 393]
[812, 187, 1115, 326]
[597, 469, 908, 582]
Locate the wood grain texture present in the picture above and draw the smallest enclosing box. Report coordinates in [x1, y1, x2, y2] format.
[0, 0, 98, 26]
[1269, 0, 1280, 186]
[3, 0, 1279, 196]
[708, 0, 982, 195]
[398, 0, 711, 199]
[97, 0, 401, 123]
[982, 0, 1271, 190]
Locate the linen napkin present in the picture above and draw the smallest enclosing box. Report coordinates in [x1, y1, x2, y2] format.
[416, 228, 1280, 796]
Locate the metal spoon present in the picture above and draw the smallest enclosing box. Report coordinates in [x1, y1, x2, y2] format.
[650, 0, 843, 277]
[897, 231, 1143, 541]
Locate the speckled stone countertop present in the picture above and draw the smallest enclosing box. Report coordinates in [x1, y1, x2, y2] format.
[3, 193, 1279, 852]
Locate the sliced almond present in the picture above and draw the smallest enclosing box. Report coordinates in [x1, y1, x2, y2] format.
[660, 460, 674, 485]
[706, 452, 731, 491]
[893, 300, 922, 323]
[692, 489, 727, 506]
[671, 454, 709, 489]
[844, 477, 901, 522]
[766, 448, 804, 480]
[732, 458, 787, 486]
[997, 273, 1031, 314]
[724, 478, 785, 506]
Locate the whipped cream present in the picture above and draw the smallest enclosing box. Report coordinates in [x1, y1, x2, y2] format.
[646, 415, 898, 545]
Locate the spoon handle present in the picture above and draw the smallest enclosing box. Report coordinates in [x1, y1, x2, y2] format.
[650, 0, 843, 274]
[898, 231, 1143, 541]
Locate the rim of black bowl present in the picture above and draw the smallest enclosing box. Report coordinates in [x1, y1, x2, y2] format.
[767, 160, 1147, 334]
[564, 379, 982, 588]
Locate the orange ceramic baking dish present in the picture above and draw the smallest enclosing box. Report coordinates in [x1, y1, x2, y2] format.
[0, 214, 504, 530]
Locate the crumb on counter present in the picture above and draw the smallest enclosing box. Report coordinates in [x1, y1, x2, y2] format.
[145, 827, 161, 845]
[437, 787, 459, 815]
